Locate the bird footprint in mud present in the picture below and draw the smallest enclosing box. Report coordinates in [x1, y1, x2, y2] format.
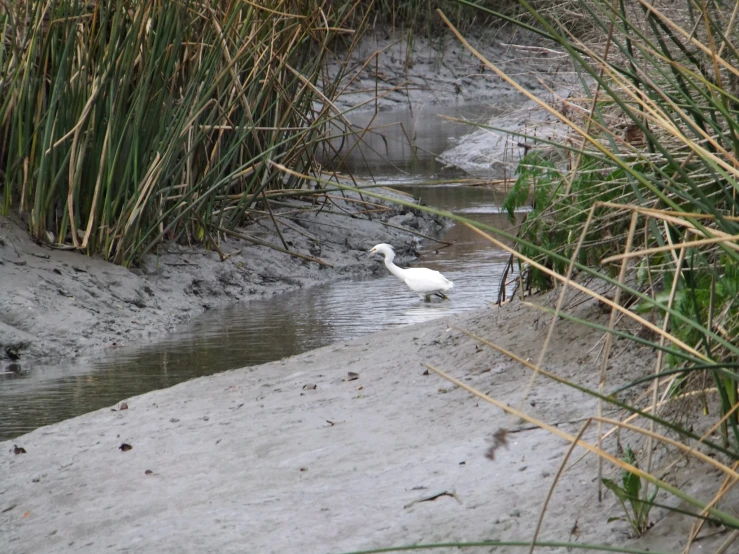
[485, 428, 509, 461]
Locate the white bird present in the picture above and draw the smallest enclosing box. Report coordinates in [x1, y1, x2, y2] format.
[368, 243, 454, 302]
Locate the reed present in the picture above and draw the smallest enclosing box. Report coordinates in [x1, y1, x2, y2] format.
[438, 1, 739, 549]
[366, 0, 486, 36]
[0, 0, 366, 265]
[478, 0, 739, 444]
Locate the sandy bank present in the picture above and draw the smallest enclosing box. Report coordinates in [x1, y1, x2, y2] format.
[2, 291, 731, 553]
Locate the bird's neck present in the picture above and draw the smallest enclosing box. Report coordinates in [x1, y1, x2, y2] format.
[384, 256, 406, 280]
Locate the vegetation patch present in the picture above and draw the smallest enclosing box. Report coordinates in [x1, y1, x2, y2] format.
[1, 0, 367, 265]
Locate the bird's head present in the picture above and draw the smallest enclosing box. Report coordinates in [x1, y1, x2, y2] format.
[367, 243, 394, 258]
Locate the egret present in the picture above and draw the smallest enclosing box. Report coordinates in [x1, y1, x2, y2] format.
[368, 243, 454, 302]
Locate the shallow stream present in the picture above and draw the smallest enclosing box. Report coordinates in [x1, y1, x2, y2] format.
[1, 102, 523, 440]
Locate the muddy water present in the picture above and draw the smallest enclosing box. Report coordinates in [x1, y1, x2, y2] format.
[326, 102, 502, 178]
[1, 103, 523, 441]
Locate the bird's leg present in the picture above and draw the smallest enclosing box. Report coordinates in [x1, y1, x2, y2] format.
[424, 294, 432, 302]
[434, 292, 449, 300]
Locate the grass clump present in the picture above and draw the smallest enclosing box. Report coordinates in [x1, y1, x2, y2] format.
[357, 0, 493, 36]
[602, 446, 657, 537]
[493, 0, 739, 443]
[503, 152, 640, 291]
[441, 0, 739, 547]
[0, 0, 364, 265]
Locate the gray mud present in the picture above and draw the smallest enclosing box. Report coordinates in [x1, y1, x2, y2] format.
[0, 192, 443, 363]
[330, 29, 574, 114]
[330, 28, 579, 181]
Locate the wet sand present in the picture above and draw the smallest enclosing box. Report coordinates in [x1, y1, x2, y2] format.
[2, 289, 732, 553]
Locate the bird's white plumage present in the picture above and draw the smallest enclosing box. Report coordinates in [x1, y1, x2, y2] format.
[402, 267, 453, 293]
[368, 243, 454, 301]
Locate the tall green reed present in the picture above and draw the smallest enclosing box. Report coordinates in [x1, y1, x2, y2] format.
[0, 0, 362, 265]
[462, 0, 739, 440]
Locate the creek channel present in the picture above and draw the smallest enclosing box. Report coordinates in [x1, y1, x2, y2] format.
[1, 102, 526, 441]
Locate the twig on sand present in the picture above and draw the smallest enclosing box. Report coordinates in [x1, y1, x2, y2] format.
[214, 226, 332, 267]
[403, 490, 462, 509]
[261, 189, 291, 251]
[380, 221, 452, 246]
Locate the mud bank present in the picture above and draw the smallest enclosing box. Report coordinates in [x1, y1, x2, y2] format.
[331, 28, 574, 114]
[0, 193, 444, 364]
[330, 27, 579, 180]
[1, 23, 580, 365]
[2, 290, 732, 554]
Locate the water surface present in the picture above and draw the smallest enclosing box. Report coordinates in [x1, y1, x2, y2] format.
[1, 102, 524, 440]
[324, 102, 502, 179]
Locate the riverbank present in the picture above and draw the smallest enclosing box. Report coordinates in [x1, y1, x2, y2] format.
[0, 192, 443, 364]
[2, 288, 730, 553]
[1, 15, 583, 366]
[330, 26, 578, 181]
[0, 23, 572, 366]
[331, 28, 575, 114]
